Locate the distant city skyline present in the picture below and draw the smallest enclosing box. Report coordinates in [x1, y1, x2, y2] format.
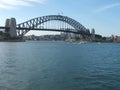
[0, 0, 120, 36]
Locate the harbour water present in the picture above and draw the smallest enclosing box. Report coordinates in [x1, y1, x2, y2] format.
[0, 41, 120, 90]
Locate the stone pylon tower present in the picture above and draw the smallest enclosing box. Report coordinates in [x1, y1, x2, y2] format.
[91, 28, 95, 40]
[5, 18, 17, 38]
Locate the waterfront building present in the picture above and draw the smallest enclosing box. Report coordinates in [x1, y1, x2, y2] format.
[111, 35, 120, 42]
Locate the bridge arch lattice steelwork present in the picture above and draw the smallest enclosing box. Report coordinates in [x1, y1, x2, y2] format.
[16, 15, 88, 36]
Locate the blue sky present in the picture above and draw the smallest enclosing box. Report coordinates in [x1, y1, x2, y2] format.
[0, 0, 120, 36]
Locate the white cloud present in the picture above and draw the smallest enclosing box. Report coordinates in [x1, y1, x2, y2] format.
[0, 0, 31, 6]
[0, 3, 13, 9]
[0, 0, 46, 9]
[95, 3, 120, 13]
[26, 0, 46, 3]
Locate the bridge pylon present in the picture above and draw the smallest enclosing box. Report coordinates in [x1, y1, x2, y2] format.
[5, 18, 17, 38]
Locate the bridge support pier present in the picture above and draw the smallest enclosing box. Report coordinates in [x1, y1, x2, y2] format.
[5, 18, 17, 38]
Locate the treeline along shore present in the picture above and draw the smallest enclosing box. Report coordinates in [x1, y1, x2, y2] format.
[0, 31, 24, 42]
[24, 34, 120, 43]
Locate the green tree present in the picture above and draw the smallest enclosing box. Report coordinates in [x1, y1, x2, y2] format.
[3, 32, 10, 38]
[0, 31, 3, 36]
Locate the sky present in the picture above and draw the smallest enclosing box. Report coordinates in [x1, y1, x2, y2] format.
[0, 0, 120, 36]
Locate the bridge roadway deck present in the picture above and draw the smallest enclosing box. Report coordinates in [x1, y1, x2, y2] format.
[0, 26, 8, 29]
[17, 27, 81, 34]
[0, 26, 88, 35]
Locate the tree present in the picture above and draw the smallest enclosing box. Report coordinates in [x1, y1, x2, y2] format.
[0, 31, 3, 36]
[3, 32, 10, 38]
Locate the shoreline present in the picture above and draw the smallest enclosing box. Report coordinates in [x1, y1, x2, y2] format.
[0, 39, 25, 42]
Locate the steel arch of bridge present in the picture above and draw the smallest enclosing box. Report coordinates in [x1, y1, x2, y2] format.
[16, 15, 88, 36]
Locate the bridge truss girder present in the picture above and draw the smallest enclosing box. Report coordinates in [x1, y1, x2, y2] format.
[16, 15, 88, 37]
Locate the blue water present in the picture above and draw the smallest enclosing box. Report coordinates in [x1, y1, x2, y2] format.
[0, 41, 120, 90]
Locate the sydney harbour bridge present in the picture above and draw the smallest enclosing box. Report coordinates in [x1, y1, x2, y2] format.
[0, 15, 94, 38]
